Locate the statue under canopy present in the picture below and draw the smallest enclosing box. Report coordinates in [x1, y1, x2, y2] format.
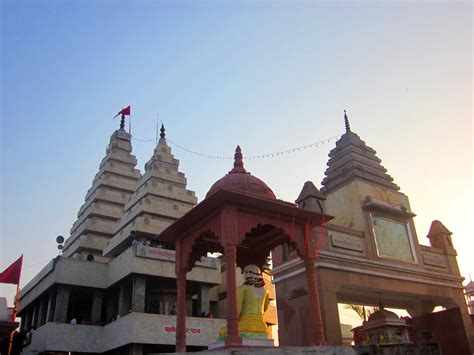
[219, 264, 270, 340]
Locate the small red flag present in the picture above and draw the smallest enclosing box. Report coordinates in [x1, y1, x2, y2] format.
[120, 106, 131, 116]
[0, 255, 23, 285]
[113, 105, 131, 118]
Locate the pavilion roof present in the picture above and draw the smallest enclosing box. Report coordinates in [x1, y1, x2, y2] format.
[157, 188, 333, 244]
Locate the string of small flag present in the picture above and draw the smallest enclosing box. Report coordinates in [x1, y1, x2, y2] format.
[132, 134, 341, 160]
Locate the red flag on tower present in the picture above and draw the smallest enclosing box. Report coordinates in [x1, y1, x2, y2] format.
[113, 105, 131, 118]
[0, 255, 23, 285]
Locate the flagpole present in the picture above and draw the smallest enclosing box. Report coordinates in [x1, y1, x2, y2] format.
[13, 283, 20, 321]
[129, 112, 132, 135]
[7, 284, 20, 355]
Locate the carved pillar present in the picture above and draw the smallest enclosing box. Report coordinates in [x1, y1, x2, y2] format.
[304, 257, 326, 345]
[176, 269, 187, 352]
[224, 243, 242, 347]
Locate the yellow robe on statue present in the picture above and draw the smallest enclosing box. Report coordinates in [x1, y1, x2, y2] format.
[219, 284, 270, 337]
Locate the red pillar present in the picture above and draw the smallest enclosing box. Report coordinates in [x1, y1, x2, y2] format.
[175, 269, 187, 352]
[304, 257, 326, 345]
[224, 243, 242, 347]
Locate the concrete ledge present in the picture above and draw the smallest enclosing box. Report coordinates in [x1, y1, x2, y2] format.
[209, 339, 275, 350]
[26, 323, 103, 353]
[168, 346, 356, 354]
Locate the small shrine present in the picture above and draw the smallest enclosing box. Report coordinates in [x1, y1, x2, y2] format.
[352, 304, 411, 346]
[158, 146, 333, 351]
[363, 306, 411, 345]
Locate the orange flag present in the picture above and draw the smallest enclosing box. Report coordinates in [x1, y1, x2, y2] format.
[0, 255, 23, 285]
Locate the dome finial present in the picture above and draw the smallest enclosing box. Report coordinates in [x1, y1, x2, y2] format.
[344, 109, 351, 132]
[160, 124, 166, 139]
[230, 145, 246, 173]
[234, 145, 243, 168]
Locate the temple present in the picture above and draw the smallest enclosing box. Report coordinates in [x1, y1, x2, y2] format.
[16, 111, 473, 354]
[272, 111, 474, 353]
[16, 124, 277, 354]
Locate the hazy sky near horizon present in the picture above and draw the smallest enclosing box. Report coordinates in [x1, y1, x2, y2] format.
[1, 1, 472, 325]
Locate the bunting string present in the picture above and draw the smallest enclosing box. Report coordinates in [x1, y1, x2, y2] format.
[132, 134, 341, 160]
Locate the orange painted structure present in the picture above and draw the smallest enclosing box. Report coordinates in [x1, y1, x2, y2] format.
[158, 147, 333, 351]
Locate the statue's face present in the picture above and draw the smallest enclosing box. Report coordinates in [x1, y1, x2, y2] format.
[243, 264, 262, 282]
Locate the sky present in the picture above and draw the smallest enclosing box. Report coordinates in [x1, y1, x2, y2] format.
[1, 0, 472, 327]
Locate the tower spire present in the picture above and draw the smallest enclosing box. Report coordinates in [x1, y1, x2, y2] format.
[234, 145, 244, 169]
[344, 110, 351, 133]
[230, 145, 247, 173]
[160, 124, 166, 139]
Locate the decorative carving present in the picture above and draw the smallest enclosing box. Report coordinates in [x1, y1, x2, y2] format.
[330, 231, 364, 253]
[422, 252, 447, 268]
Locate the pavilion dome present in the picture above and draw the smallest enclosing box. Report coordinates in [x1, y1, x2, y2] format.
[367, 307, 399, 323]
[465, 281, 474, 292]
[206, 146, 276, 200]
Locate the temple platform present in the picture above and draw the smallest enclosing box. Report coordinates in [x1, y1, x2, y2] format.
[167, 346, 357, 354]
[208, 338, 275, 350]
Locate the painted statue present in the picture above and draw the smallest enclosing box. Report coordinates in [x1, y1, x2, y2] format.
[219, 264, 270, 340]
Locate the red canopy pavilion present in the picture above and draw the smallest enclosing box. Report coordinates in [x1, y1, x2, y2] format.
[158, 146, 333, 351]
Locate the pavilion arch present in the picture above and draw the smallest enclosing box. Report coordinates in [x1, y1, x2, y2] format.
[182, 230, 223, 273]
[158, 188, 333, 351]
[236, 223, 307, 270]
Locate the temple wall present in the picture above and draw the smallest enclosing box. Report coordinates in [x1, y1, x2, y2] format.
[325, 180, 410, 232]
[274, 263, 473, 350]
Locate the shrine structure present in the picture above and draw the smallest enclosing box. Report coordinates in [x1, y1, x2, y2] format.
[158, 146, 333, 351]
[272, 112, 474, 353]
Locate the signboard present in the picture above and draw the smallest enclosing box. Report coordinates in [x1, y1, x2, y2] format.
[330, 231, 364, 253]
[136, 245, 217, 269]
[372, 216, 415, 262]
[422, 252, 447, 268]
[163, 325, 201, 334]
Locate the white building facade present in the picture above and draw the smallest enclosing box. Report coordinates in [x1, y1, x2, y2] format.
[18, 126, 229, 354]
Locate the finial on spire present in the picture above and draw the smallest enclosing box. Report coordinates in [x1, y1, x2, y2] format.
[344, 110, 351, 133]
[120, 114, 125, 130]
[230, 145, 247, 173]
[113, 106, 131, 131]
[160, 124, 166, 139]
[234, 145, 243, 169]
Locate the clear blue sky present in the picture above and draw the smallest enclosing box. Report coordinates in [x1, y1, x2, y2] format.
[1, 1, 472, 314]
